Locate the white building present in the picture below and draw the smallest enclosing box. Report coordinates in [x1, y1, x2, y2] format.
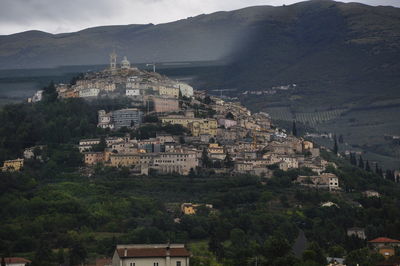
[112, 244, 190, 266]
[32, 90, 43, 102]
[176, 82, 194, 98]
[3, 257, 31, 266]
[126, 89, 141, 96]
[79, 88, 100, 98]
[121, 56, 131, 69]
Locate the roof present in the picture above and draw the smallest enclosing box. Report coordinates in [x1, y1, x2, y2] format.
[4, 257, 32, 264]
[116, 246, 190, 258]
[369, 237, 400, 243]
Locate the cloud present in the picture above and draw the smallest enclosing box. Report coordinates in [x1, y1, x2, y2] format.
[0, 0, 399, 35]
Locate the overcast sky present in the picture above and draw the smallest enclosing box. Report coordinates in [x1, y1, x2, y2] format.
[0, 0, 399, 35]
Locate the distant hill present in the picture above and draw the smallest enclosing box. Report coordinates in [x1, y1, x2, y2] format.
[0, 6, 277, 69]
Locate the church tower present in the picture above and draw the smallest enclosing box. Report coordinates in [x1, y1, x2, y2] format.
[110, 51, 117, 71]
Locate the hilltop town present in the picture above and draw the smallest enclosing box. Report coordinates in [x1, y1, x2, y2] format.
[21, 53, 337, 187]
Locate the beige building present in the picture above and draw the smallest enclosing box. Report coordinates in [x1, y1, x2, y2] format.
[296, 173, 340, 191]
[112, 244, 190, 266]
[84, 152, 105, 165]
[152, 151, 198, 175]
[153, 97, 180, 113]
[109, 154, 140, 167]
[2, 159, 24, 172]
[161, 116, 217, 137]
[159, 86, 180, 98]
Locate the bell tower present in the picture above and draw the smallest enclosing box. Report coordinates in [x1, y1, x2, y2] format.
[110, 50, 117, 71]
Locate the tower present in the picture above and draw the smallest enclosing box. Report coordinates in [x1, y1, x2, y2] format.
[110, 51, 117, 71]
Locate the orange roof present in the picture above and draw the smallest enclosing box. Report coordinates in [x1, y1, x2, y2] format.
[4, 257, 31, 264]
[117, 247, 190, 258]
[96, 258, 112, 266]
[369, 237, 400, 243]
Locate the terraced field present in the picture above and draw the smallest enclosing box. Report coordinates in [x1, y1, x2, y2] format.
[264, 107, 347, 127]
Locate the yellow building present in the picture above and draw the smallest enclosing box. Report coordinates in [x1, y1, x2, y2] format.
[159, 86, 180, 98]
[109, 153, 140, 167]
[161, 116, 217, 136]
[189, 119, 217, 137]
[2, 158, 24, 171]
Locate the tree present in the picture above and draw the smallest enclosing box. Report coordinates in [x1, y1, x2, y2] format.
[93, 136, 106, 152]
[224, 152, 234, 168]
[350, 153, 357, 165]
[365, 160, 371, 172]
[292, 120, 298, 137]
[201, 148, 211, 168]
[358, 155, 364, 169]
[345, 248, 384, 266]
[204, 96, 212, 105]
[225, 112, 235, 120]
[57, 248, 65, 266]
[333, 135, 338, 155]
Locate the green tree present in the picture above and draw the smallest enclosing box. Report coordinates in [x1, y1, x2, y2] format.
[365, 160, 371, 172]
[292, 121, 297, 137]
[358, 155, 364, 169]
[345, 248, 384, 266]
[224, 152, 234, 168]
[333, 135, 338, 155]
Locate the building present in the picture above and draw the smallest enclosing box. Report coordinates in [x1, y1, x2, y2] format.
[151, 151, 198, 175]
[363, 190, 381, 198]
[181, 203, 213, 215]
[369, 237, 400, 259]
[347, 227, 366, 240]
[111, 108, 143, 129]
[79, 138, 101, 152]
[121, 56, 131, 69]
[159, 86, 180, 99]
[153, 97, 180, 113]
[109, 153, 140, 167]
[2, 159, 24, 172]
[296, 173, 340, 191]
[79, 88, 100, 98]
[84, 152, 105, 165]
[188, 119, 217, 137]
[2, 257, 31, 266]
[112, 244, 190, 266]
[31, 90, 43, 102]
[218, 118, 237, 129]
[176, 83, 194, 98]
[126, 88, 141, 96]
[98, 110, 114, 129]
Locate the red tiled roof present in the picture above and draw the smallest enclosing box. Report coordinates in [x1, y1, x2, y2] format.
[4, 257, 32, 264]
[96, 258, 112, 266]
[117, 247, 190, 258]
[369, 237, 400, 243]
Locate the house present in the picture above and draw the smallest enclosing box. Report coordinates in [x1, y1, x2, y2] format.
[296, 173, 339, 191]
[159, 86, 180, 98]
[321, 201, 339, 208]
[369, 237, 400, 259]
[326, 257, 345, 266]
[181, 203, 213, 215]
[363, 190, 381, 198]
[79, 88, 100, 97]
[2, 257, 31, 266]
[112, 244, 190, 266]
[176, 82, 194, 98]
[84, 152, 105, 165]
[2, 159, 24, 172]
[347, 227, 366, 240]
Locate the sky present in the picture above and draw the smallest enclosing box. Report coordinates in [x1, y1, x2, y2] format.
[0, 0, 399, 35]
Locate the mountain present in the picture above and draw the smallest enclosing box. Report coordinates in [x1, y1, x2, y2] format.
[0, 6, 276, 69]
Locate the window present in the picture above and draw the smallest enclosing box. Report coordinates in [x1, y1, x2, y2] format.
[130, 263, 135, 266]
[176, 262, 181, 266]
[154, 263, 159, 266]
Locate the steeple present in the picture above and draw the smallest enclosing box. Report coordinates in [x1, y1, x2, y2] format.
[110, 50, 117, 71]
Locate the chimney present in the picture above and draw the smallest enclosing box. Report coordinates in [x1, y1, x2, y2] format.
[124, 248, 128, 257]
